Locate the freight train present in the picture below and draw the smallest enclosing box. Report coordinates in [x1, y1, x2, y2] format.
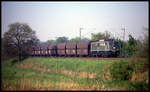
[28, 39, 120, 57]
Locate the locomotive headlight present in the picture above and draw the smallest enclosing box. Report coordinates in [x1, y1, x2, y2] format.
[113, 47, 116, 49]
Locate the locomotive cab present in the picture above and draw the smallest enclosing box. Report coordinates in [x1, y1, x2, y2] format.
[110, 41, 120, 57]
[90, 39, 120, 57]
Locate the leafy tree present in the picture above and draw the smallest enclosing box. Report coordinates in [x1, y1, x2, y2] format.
[114, 38, 125, 57]
[136, 27, 149, 58]
[125, 35, 138, 57]
[55, 36, 68, 43]
[91, 31, 111, 41]
[81, 37, 89, 42]
[70, 37, 80, 42]
[2, 37, 18, 60]
[2, 22, 39, 61]
[142, 27, 149, 58]
[69, 37, 89, 42]
[46, 39, 56, 44]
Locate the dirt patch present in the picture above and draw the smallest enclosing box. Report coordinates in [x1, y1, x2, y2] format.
[81, 57, 147, 61]
[2, 82, 104, 90]
[2, 61, 12, 66]
[2, 84, 54, 90]
[55, 57, 147, 61]
[130, 71, 149, 83]
[99, 62, 113, 80]
[15, 61, 34, 69]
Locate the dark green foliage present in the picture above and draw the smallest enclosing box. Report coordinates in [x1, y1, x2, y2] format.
[81, 37, 90, 42]
[132, 27, 148, 58]
[109, 60, 133, 80]
[69, 37, 81, 42]
[131, 60, 148, 73]
[55, 36, 68, 43]
[125, 35, 138, 57]
[129, 81, 149, 91]
[137, 27, 149, 58]
[46, 40, 56, 44]
[91, 31, 111, 41]
[11, 58, 18, 65]
[114, 38, 125, 57]
[2, 22, 39, 61]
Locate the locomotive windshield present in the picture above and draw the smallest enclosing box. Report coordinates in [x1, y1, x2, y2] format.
[114, 42, 120, 50]
[114, 42, 119, 47]
[91, 41, 109, 51]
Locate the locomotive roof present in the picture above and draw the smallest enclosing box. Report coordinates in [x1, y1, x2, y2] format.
[90, 39, 114, 43]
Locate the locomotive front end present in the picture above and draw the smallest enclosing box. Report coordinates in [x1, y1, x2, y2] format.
[90, 39, 120, 57]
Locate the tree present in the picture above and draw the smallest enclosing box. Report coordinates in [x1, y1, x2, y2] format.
[136, 27, 149, 58]
[46, 39, 56, 44]
[55, 36, 68, 43]
[2, 37, 18, 60]
[69, 37, 89, 42]
[91, 31, 111, 41]
[2, 22, 39, 61]
[70, 37, 80, 42]
[114, 38, 124, 57]
[125, 34, 138, 57]
[81, 37, 89, 42]
[142, 27, 149, 58]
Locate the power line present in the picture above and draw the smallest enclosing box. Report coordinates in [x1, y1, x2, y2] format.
[79, 27, 83, 40]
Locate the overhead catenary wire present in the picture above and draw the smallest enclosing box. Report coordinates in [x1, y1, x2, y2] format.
[79, 26, 133, 42]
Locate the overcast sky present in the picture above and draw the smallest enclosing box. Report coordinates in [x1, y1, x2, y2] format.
[2, 1, 149, 41]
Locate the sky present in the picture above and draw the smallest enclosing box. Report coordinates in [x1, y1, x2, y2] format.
[2, 1, 149, 42]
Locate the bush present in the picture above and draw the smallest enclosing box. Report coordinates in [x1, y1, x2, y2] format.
[128, 60, 148, 73]
[134, 60, 148, 73]
[129, 81, 149, 91]
[109, 60, 133, 80]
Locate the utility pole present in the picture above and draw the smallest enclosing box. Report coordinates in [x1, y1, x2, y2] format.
[121, 27, 125, 57]
[79, 27, 83, 41]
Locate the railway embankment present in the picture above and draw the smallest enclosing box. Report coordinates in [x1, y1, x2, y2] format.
[2, 57, 148, 90]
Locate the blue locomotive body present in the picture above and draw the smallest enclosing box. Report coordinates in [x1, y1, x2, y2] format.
[90, 40, 120, 57]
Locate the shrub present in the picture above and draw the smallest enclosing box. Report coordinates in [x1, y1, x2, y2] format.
[109, 60, 133, 80]
[135, 60, 148, 73]
[128, 60, 148, 73]
[129, 81, 149, 91]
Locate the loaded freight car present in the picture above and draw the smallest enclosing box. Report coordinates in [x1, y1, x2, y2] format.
[47, 44, 57, 56]
[77, 42, 90, 56]
[34, 46, 41, 56]
[57, 43, 66, 56]
[40, 46, 48, 56]
[66, 42, 77, 56]
[31, 46, 41, 57]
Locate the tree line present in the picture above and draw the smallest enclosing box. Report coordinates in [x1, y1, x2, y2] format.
[2, 22, 149, 61]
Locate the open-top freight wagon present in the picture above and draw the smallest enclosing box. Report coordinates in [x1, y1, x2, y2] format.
[29, 39, 120, 57]
[66, 42, 77, 56]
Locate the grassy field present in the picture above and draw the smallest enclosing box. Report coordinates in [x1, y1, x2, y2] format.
[1, 57, 149, 90]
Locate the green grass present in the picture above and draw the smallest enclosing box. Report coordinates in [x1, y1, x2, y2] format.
[1, 57, 149, 90]
[28, 57, 109, 73]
